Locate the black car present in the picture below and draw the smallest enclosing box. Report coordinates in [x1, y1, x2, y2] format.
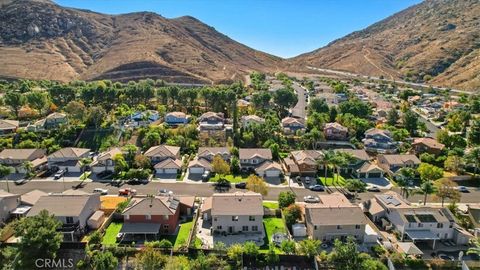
[235, 182, 247, 189]
[127, 178, 147, 185]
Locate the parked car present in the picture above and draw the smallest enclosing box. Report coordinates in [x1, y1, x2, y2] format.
[127, 178, 147, 185]
[438, 254, 454, 261]
[14, 178, 28, 185]
[53, 169, 66, 180]
[295, 176, 302, 184]
[303, 195, 320, 203]
[367, 186, 381, 192]
[201, 171, 211, 182]
[235, 182, 247, 189]
[158, 189, 173, 196]
[457, 186, 469, 193]
[118, 188, 137, 196]
[304, 176, 311, 184]
[308, 184, 325, 191]
[93, 188, 108, 195]
[97, 170, 114, 179]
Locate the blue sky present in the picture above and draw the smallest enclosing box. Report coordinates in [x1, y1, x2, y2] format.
[54, 0, 422, 58]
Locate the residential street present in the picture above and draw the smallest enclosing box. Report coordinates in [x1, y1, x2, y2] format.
[415, 109, 441, 138]
[291, 83, 307, 119]
[2, 180, 479, 204]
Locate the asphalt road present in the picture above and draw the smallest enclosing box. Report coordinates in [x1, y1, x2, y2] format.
[291, 83, 307, 119]
[415, 111, 441, 138]
[2, 180, 480, 204]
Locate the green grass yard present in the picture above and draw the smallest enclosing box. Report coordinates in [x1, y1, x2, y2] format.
[102, 222, 122, 246]
[210, 174, 249, 183]
[76, 128, 116, 151]
[173, 220, 194, 249]
[262, 202, 279, 209]
[260, 217, 286, 254]
[317, 173, 346, 186]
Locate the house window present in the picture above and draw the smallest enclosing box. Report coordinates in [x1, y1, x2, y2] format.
[418, 223, 423, 228]
[337, 225, 342, 230]
[66, 217, 74, 224]
[437, 223, 443, 228]
[252, 226, 258, 232]
[242, 226, 249, 231]
[232, 216, 239, 221]
[125, 215, 129, 220]
[217, 226, 222, 230]
[314, 225, 317, 230]
[145, 214, 151, 220]
[249, 216, 255, 221]
[163, 224, 169, 229]
[213, 217, 217, 222]
[355, 225, 361, 229]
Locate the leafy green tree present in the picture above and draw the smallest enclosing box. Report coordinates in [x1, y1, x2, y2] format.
[86, 106, 106, 128]
[4, 91, 26, 118]
[284, 204, 301, 228]
[243, 241, 259, 257]
[465, 147, 480, 178]
[344, 179, 366, 199]
[298, 239, 321, 258]
[26, 91, 49, 113]
[434, 178, 460, 206]
[269, 142, 280, 160]
[280, 240, 297, 254]
[397, 167, 416, 198]
[419, 180, 436, 205]
[13, 210, 63, 269]
[418, 163, 443, 183]
[0, 165, 13, 192]
[278, 191, 296, 209]
[387, 108, 400, 126]
[168, 86, 180, 109]
[467, 238, 480, 256]
[90, 250, 118, 270]
[135, 245, 167, 270]
[319, 150, 335, 183]
[402, 109, 418, 136]
[227, 243, 243, 266]
[328, 237, 379, 270]
[309, 98, 329, 114]
[48, 85, 76, 107]
[339, 99, 372, 119]
[468, 119, 480, 146]
[444, 155, 465, 174]
[273, 88, 298, 114]
[64, 100, 87, 122]
[266, 242, 280, 264]
[211, 154, 230, 175]
[246, 174, 268, 196]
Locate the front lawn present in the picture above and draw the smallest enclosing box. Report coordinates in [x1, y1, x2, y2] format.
[317, 173, 346, 186]
[102, 222, 122, 246]
[262, 202, 279, 209]
[210, 174, 249, 183]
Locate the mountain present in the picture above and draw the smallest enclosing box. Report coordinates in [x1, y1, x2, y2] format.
[0, 0, 282, 84]
[291, 0, 480, 91]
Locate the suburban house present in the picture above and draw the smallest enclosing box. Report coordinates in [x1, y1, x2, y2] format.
[165, 112, 188, 125]
[121, 196, 181, 239]
[239, 148, 282, 178]
[144, 145, 180, 164]
[363, 192, 472, 250]
[283, 150, 323, 176]
[47, 147, 91, 173]
[362, 128, 398, 154]
[27, 112, 67, 131]
[305, 192, 367, 243]
[154, 158, 182, 175]
[20, 189, 47, 206]
[90, 147, 123, 174]
[281, 117, 306, 134]
[0, 190, 20, 224]
[411, 137, 445, 155]
[377, 154, 421, 176]
[126, 110, 160, 127]
[324, 122, 348, 141]
[0, 119, 19, 135]
[188, 147, 231, 175]
[0, 148, 47, 173]
[241, 115, 265, 128]
[198, 112, 225, 131]
[27, 193, 101, 241]
[203, 192, 264, 237]
[336, 149, 370, 175]
[354, 162, 385, 179]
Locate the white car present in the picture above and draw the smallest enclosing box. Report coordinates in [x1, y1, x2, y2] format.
[303, 195, 320, 203]
[367, 186, 380, 192]
[457, 186, 469, 193]
[93, 188, 108, 195]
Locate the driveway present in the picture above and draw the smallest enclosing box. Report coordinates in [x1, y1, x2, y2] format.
[291, 83, 307, 119]
[153, 174, 177, 183]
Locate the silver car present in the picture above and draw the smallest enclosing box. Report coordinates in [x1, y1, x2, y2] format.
[303, 195, 320, 203]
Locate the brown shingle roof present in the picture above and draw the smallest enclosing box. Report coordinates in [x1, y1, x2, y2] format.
[0, 149, 46, 160]
[48, 147, 90, 159]
[211, 192, 263, 216]
[413, 137, 445, 150]
[144, 145, 180, 158]
[324, 122, 348, 132]
[291, 150, 323, 165]
[336, 149, 370, 161]
[27, 194, 99, 217]
[306, 205, 366, 225]
[379, 154, 421, 166]
[198, 147, 230, 158]
[21, 189, 47, 205]
[0, 119, 19, 130]
[154, 158, 182, 169]
[281, 117, 305, 126]
[188, 157, 212, 170]
[123, 196, 179, 216]
[239, 148, 272, 160]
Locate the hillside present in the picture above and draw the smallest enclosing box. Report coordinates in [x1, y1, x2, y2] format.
[0, 0, 282, 84]
[291, 0, 480, 91]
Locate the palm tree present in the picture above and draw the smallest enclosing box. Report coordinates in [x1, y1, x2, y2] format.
[330, 154, 346, 186]
[318, 150, 335, 184]
[419, 181, 436, 205]
[0, 165, 13, 192]
[344, 179, 366, 200]
[397, 167, 416, 198]
[21, 161, 33, 178]
[465, 147, 480, 179]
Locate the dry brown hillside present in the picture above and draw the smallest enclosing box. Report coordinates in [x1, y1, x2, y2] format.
[0, 0, 282, 83]
[291, 0, 480, 91]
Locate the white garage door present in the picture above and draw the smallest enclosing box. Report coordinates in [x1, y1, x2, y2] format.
[189, 167, 204, 174]
[164, 168, 178, 174]
[266, 170, 280, 177]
